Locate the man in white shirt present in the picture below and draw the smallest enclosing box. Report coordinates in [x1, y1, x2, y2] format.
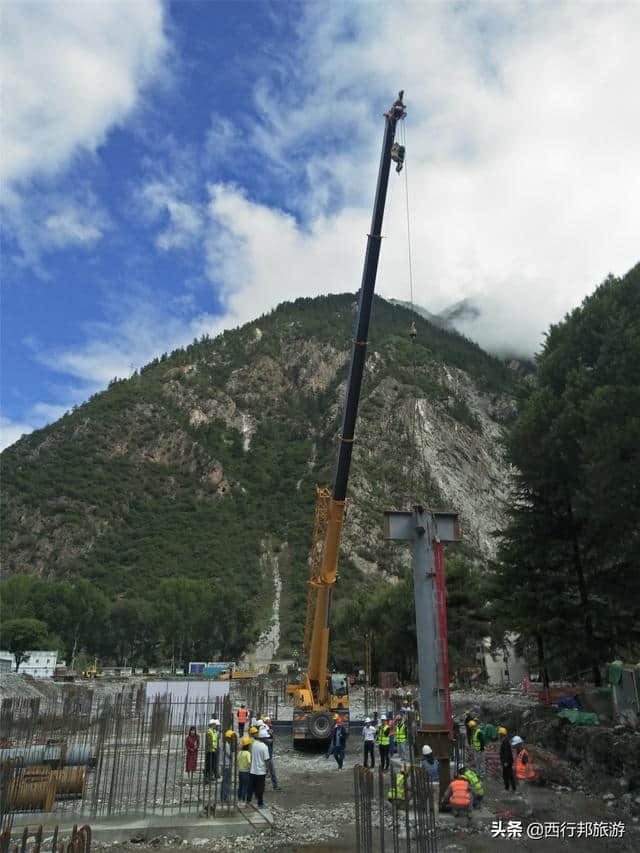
[363, 717, 376, 768]
[247, 730, 272, 808]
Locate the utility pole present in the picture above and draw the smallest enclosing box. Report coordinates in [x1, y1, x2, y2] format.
[384, 505, 460, 794]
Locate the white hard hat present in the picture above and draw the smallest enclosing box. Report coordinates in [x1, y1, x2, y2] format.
[381, 714, 387, 720]
[511, 735, 523, 746]
[364, 717, 372, 724]
[258, 729, 270, 738]
[422, 744, 433, 755]
[213, 719, 221, 726]
[208, 718, 215, 725]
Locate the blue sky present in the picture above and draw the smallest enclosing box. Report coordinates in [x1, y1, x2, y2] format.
[2, 0, 639, 449]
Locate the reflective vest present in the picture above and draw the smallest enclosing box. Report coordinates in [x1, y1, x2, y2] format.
[387, 772, 405, 801]
[395, 722, 407, 743]
[471, 727, 483, 752]
[515, 748, 535, 781]
[238, 749, 251, 772]
[237, 708, 248, 724]
[449, 778, 472, 808]
[461, 768, 484, 796]
[378, 725, 390, 746]
[206, 728, 218, 752]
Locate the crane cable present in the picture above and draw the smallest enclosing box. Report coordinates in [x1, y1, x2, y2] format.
[399, 120, 431, 507]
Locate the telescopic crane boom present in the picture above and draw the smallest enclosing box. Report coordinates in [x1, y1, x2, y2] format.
[290, 92, 406, 744]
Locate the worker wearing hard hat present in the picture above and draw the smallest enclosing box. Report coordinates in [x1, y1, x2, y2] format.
[377, 715, 391, 771]
[221, 729, 236, 801]
[469, 720, 485, 776]
[247, 728, 272, 809]
[440, 766, 473, 820]
[262, 718, 279, 791]
[512, 735, 535, 816]
[499, 726, 516, 791]
[238, 736, 252, 801]
[464, 709, 474, 745]
[421, 744, 439, 782]
[330, 714, 347, 770]
[363, 718, 377, 768]
[204, 718, 220, 782]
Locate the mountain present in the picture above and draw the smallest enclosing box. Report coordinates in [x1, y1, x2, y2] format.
[0, 294, 521, 664]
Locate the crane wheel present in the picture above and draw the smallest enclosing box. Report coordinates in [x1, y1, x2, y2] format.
[308, 711, 333, 739]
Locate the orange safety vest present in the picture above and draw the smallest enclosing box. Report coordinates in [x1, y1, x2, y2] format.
[450, 778, 472, 808]
[515, 748, 535, 781]
[237, 708, 248, 724]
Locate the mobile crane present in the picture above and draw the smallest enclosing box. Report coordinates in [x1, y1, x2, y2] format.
[289, 92, 407, 745]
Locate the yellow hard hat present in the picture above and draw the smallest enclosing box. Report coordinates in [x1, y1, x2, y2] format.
[249, 726, 258, 735]
[468, 720, 476, 727]
[333, 714, 340, 721]
[498, 726, 507, 735]
[225, 729, 235, 739]
[242, 736, 251, 746]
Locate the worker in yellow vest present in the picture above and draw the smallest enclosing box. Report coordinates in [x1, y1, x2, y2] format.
[440, 768, 473, 820]
[204, 718, 220, 781]
[377, 715, 391, 770]
[460, 766, 484, 808]
[237, 736, 252, 801]
[387, 769, 406, 804]
[394, 714, 407, 760]
[512, 736, 535, 816]
[469, 720, 485, 775]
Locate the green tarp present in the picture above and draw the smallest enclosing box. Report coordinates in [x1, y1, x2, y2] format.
[557, 709, 600, 726]
[608, 662, 623, 685]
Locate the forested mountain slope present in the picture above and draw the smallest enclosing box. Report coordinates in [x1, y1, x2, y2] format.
[1, 294, 520, 668]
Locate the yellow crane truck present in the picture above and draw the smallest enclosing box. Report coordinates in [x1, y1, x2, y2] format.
[289, 91, 407, 745]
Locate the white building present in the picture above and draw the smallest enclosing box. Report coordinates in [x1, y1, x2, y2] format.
[0, 650, 58, 678]
[479, 635, 527, 687]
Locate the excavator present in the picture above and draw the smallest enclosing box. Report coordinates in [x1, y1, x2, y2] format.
[288, 92, 407, 745]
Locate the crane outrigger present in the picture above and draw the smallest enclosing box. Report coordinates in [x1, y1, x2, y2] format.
[289, 92, 407, 744]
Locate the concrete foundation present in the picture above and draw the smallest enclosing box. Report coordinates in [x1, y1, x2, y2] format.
[7, 808, 273, 843]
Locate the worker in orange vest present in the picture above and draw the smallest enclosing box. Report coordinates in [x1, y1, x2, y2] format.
[512, 735, 535, 816]
[237, 703, 248, 737]
[440, 767, 473, 820]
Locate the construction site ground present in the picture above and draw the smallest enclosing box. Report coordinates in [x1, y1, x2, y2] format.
[3, 678, 639, 852]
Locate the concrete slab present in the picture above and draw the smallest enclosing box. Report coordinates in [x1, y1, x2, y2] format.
[7, 808, 273, 843]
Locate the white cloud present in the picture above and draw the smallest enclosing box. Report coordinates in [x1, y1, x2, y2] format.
[1, 0, 167, 265]
[138, 180, 204, 250]
[0, 416, 34, 451]
[1, 0, 167, 187]
[217, 0, 640, 356]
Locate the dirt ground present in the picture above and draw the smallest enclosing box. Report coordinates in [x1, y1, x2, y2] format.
[91, 738, 639, 853]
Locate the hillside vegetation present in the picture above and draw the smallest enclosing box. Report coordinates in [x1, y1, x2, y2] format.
[1, 294, 517, 673]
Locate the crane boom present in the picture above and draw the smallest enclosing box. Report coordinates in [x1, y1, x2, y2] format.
[292, 92, 406, 742]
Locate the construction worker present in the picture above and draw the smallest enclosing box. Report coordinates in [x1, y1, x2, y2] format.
[421, 745, 439, 782]
[331, 714, 347, 770]
[387, 766, 407, 804]
[464, 709, 474, 745]
[363, 717, 376, 768]
[247, 728, 272, 809]
[377, 715, 391, 771]
[237, 736, 252, 801]
[388, 715, 396, 757]
[409, 321, 417, 340]
[221, 729, 236, 801]
[470, 720, 485, 775]
[512, 736, 535, 816]
[262, 718, 279, 790]
[499, 726, 516, 791]
[237, 703, 248, 737]
[440, 767, 473, 820]
[395, 714, 407, 760]
[204, 718, 219, 781]
[460, 765, 484, 808]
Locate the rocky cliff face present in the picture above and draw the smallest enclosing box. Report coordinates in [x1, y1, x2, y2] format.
[0, 293, 521, 650]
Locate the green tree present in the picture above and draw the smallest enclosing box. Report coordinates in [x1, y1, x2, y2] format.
[0, 618, 50, 669]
